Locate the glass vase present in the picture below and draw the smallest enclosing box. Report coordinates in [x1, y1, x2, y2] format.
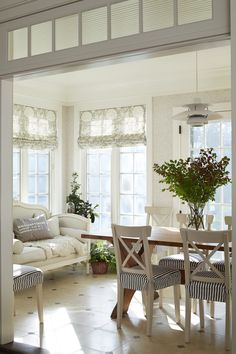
[188, 203, 205, 230]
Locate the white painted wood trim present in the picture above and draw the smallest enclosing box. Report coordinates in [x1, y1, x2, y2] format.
[0, 79, 14, 344]
[230, 0, 236, 353]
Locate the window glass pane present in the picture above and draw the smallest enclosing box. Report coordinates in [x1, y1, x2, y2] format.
[134, 195, 146, 214]
[8, 27, 28, 60]
[87, 154, 99, 175]
[120, 174, 133, 194]
[38, 176, 48, 194]
[205, 122, 220, 148]
[13, 151, 20, 174]
[143, 0, 174, 32]
[38, 195, 48, 207]
[101, 176, 110, 194]
[28, 195, 36, 204]
[55, 15, 79, 51]
[28, 176, 35, 194]
[178, 0, 212, 25]
[28, 153, 36, 174]
[88, 176, 100, 194]
[120, 215, 133, 225]
[31, 21, 52, 56]
[13, 177, 20, 199]
[222, 121, 231, 147]
[134, 152, 146, 173]
[82, 7, 107, 44]
[134, 175, 146, 194]
[38, 154, 48, 174]
[120, 153, 133, 173]
[111, 0, 139, 39]
[120, 195, 133, 214]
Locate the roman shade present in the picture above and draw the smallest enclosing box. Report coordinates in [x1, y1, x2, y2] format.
[78, 105, 146, 148]
[13, 104, 58, 150]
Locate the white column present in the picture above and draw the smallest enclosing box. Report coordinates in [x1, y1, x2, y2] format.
[231, 1, 236, 353]
[0, 79, 14, 344]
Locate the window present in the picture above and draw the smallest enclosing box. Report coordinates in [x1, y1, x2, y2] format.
[13, 148, 51, 208]
[80, 104, 147, 233]
[86, 146, 146, 233]
[190, 118, 231, 230]
[13, 104, 57, 209]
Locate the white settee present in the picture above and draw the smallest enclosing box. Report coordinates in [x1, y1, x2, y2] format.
[12, 201, 91, 273]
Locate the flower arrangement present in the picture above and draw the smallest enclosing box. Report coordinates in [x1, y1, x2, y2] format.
[153, 148, 231, 229]
[66, 172, 98, 223]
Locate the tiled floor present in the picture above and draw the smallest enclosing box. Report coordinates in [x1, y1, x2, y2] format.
[13, 265, 230, 354]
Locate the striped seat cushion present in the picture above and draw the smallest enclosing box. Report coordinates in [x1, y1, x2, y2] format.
[13, 264, 43, 292]
[212, 259, 232, 273]
[120, 265, 181, 291]
[187, 271, 230, 302]
[159, 253, 203, 271]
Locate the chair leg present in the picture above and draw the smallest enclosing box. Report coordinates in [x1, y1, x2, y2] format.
[146, 286, 154, 336]
[141, 290, 147, 317]
[117, 283, 124, 329]
[185, 293, 191, 343]
[192, 299, 197, 314]
[173, 285, 180, 324]
[210, 301, 215, 318]
[199, 299, 204, 330]
[36, 283, 44, 324]
[159, 289, 163, 308]
[86, 261, 90, 275]
[225, 295, 231, 351]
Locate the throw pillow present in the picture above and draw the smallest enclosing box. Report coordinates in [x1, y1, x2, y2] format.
[47, 216, 60, 237]
[12, 239, 24, 254]
[13, 215, 53, 242]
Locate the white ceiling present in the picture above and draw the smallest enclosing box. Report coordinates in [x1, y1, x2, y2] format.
[14, 45, 231, 104]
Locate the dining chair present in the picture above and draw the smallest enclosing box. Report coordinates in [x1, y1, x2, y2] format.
[13, 264, 44, 323]
[181, 228, 232, 351]
[111, 224, 181, 336]
[210, 216, 232, 318]
[158, 213, 214, 310]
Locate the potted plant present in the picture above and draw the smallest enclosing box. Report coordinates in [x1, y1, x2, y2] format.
[153, 148, 231, 230]
[66, 172, 98, 223]
[90, 241, 116, 274]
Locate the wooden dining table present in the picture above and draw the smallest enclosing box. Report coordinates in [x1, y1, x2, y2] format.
[81, 226, 230, 318]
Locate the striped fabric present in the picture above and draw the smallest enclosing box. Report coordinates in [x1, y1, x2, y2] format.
[212, 259, 232, 273]
[120, 265, 181, 291]
[13, 264, 43, 292]
[187, 271, 230, 302]
[159, 253, 203, 271]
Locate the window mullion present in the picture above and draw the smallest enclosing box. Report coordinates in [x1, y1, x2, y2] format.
[111, 147, 119, 224]
[21, 149, 28, 202]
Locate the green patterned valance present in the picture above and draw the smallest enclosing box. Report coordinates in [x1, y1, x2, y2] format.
[78, 105, 146, 148]
[13, 104, 58, 150]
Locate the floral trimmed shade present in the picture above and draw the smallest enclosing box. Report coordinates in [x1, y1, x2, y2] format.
[78, 105, 146, 148]
[13, 104, 58, 150]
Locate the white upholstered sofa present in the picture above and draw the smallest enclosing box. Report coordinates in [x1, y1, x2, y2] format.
[12, 201, 91, 273]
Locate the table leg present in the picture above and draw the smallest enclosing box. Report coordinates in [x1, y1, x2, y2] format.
[111, 289, 136, 319]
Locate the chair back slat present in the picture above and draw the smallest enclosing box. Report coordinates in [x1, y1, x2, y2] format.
[145, 206, 172, 226]
[112, 224, 152, 278]
[180, 228, 232, 291]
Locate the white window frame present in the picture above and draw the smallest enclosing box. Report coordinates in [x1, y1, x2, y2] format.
[13, 147, 53, 209]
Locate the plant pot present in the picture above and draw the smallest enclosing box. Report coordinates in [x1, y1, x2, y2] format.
[91, 261, 108, 274]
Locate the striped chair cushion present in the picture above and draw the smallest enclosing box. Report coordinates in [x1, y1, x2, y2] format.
[159, 253, 203, 271]
[212, 259, 232, 273]
[13, 264, 43, 292]
[187, 271, 230, 302]
[120, 265, 181, 291]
